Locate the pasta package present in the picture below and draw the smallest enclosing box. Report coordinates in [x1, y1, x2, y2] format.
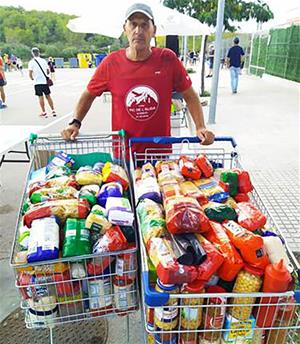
[165, 196, 211, 234]
[155, 160, 184, 183]
[161, 180, 182, 200]
[75, 165, 102, 186]
[180, 181, 208, 205]
[237, 202, 267, 231]
[30, 186, 78, 204]
[194, 178, 228, 203]
[195, 154, 214, 178]
[102, 162, 129, 190]
[141, 162, 157, 178]
[178, 155, 202, 180]
[85, 204, 111, 234]
[23, 199, 90, 227]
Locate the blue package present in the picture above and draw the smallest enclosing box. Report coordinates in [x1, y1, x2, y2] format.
[46, 151, 75, 173]
[97, 182, 123, 207]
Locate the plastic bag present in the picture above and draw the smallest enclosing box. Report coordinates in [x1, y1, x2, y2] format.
[237, 202, 267, 231]
[203, 201, 237, 223]
[78, 184, 100, 206]
[75, 165, 103, 186]
[178, 155, 201, 180]
[106, 197, 134, 226]
[46, 151, 75, 173]
[92, 225, 128, 254]
[85, 204, 112, 243]
[194, 178, 229, 203]
[220, 171, 239, 197]
[155, 160, 184, 183]
[97, 182, 123, 207]
[233, 168, 253, 194]
[195, 154, 214, 178]
[136, 176, 161, 203]
[102, 162, 129, 190]
[180, 181, 208, 205]
[30, 186, 78, 204]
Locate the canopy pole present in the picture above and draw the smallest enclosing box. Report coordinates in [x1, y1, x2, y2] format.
[208, 0, 226, 124]
[183, 35, 188, 67]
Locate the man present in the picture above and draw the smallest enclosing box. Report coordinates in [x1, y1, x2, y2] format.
[206, 44, 214, 78]
[226, 37, 245, 94]
[0, 54, 7, 109]
[62, 3, 214, 156]
[28, 47, 56, 117]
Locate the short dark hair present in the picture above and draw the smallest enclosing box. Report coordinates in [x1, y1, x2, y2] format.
[31, 47, 40, 57]
[234, 37, 239, 44]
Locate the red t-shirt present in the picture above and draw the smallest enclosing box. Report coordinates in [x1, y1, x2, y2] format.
[87, 47, 192, 158]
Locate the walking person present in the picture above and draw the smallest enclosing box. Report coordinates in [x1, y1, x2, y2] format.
[226, 37, 245, 94]
[28, 47, 57, 118]
[61, 3, 214, 157]
[0, 54, 7, 109]
[48, 57, 56, 81]
[206, 44, 214, 77]
[16, 57, 24, 76]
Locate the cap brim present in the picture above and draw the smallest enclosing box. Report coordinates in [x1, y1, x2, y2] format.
[126, 10, 153, 21]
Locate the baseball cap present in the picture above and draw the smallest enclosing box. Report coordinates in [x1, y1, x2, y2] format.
[31, 47, 40, 54]
[233, 37, 239, 44]
[125, 3, 154, 21]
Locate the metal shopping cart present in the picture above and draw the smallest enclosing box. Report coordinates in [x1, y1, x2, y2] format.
[10, 132, 139, 344]
[129, 136, 300, 344]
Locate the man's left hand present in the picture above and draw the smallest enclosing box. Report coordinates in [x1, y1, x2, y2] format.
[196, 128, 215, 145]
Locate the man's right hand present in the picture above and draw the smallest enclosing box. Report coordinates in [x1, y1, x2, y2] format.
[61, 124, 80, 141]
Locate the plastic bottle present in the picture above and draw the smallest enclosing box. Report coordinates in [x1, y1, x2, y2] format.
[255, 259, 292, 327]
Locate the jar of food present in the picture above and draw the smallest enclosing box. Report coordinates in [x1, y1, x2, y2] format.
[154, 328, 178, 344]
[154, 279, 179, 331]
[200, 286, 226, 342]
[179, 280, 205, 343]
[115, 243, 136, 282]
[88, 274, 113, 316]
[113, 276, 137, 315]
[147, 323, 155, 344]
[230, 265, 263, 320]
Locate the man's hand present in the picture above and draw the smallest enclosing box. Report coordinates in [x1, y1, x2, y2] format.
[61, 124, 80, 141]
[196, 127, 215, 145]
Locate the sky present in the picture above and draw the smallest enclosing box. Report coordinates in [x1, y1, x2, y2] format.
[0, 0, 299, 33]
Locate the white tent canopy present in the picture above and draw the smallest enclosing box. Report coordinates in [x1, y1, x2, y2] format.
[67, 0, 210, 38]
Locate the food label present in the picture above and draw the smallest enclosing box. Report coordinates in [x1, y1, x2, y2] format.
[181, 307, 200, 322]
[114, 282, 136, 309]
[224, 221, 244, 237]
[155, 307, 178, 322]
[88, 278, 112, 309]
[66, 229, 76, 237]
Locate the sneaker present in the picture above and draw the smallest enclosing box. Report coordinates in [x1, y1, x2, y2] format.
[51, 110, 57, 117]
[0, 103, 7, 109]
[39, 112, 48, 118]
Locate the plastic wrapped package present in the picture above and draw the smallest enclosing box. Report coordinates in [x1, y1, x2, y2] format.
[160, 180, 182, 200]
[234, 193, 250, 203]
[106, 197, 134, 226]
[194, 178, 229, 203]
[46, 165, 72, 180]
[155, 160, 183, 183]
[204, 221, 244, 281]
[46, 151, 75, 173]
[141, 162, 157, 178]
[236, 202, 267, 231]
[30, 186, 78, 204]
[97, 182, 123, 207]
[18, 225, 30, 250]
[223, 221, 270, 270]
[178, 155, 202, 180]
[203, 201, 238, 223]
[136, 199, 166, 244]
[233, 168, 253, 194]
[75, 165, 103, 186]
[92, 225, 128, 254]
[78, 184, 100, 206]
[23, 199, 90, 227]
[135, 176, 161, 203]
[102, 162, 129, 190]
[220, 171, 239, 197]
[85, 205, 112, 244]
[165, 196, 211, 234]
[180, 181, 208, 205]
[195, 154, 214, 178]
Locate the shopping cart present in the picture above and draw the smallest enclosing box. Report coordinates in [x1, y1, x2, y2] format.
[129, 136, 300, 344]
[10, 132, 139, 343]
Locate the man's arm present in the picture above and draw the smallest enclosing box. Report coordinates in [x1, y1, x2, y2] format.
[181, 86, 214, 145]
[61, 89, 96, 140]
[29, 70, 34, 80]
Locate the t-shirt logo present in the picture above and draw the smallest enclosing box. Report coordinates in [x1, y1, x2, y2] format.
[125, 85, 159, 121]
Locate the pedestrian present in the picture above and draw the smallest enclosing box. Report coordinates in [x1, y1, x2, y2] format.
[226, 37, 245, 94]
[16, 57, 23, 76]
[28, 47, 57, 118]
[61, 3, 214, 157]
[0, 54, 7, 109]
[206, 44, 214, 77]
[48, 57, 56, 81]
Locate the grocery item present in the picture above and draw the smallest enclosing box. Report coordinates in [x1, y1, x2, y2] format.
[236, 202, 267, 231]
[222, 314, 256, 342]
[194, 234, 225, 282]
[116, 243, 136, 281]
[30, 185, 78, 204]
[204, 221, 244, 282]
[165, 196, 211, 234]
[180, 181, 208, 205]
[106, 197, 134, 226]
[71, 263, 86, 279]
[46, 151, 75, 173]
[97, 182, 123, 207]
[230, 265, 263, 320]
[141, 162, 157, 178]
[92, 225, 128, 254]
[136, 176, 161, 203]
[27, 217, 59, 263]
[200, 285, 226, 342]
[75, 165, 103, 185]
[194, 178, 228, 203]
[195, 154, 214, 178]
[87, 256, 114, 276]
[220, 171, 239, 197]
[137, 199, 166, 244]
[262, 236, 293, 273]
[85, 205, 111, 243]
[155, 160, 183, 183]
[62, 218, 91, 257]
[113, 276, 137, 315]
[223, 221, 269, 270]
[154, 279, 179, 330]
[18, 225, 30, 250]
[155, 329, 177, 344]
[233, 169, 253, 194]
[203, 202, 237, 223]
[161, 180, 183, 200]
[23, 198, 90, 227]
[252, 328, 266, 344]
[78, 184, 100, 206]
[28, 303, 58, 327]
[179, 155, 202, 180]
[102, 162, 129, 190]
[234, 193, 250, 203]
[46, 165, 72, 180]
[255, 259, 292, 327]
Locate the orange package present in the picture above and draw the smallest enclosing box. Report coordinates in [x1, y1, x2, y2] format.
[195, 154, 214, 178]
[223, 220, 270, 270]
[180, 181, 208, 205]
[178, 155, 201, 180]
[194, 234, 225, 282]
[237, 202, 267, 231]
[165, 196, 211, 234]
[204, 221, 244, 281]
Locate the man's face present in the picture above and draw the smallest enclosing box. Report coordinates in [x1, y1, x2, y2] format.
[124, 13, 156, 51]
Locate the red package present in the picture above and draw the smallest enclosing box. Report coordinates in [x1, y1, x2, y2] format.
[204, 221, 244, 281]
[179, 156, 201, 180]
[237, 201, 267, 231]
[87, 256, 114, 276]
[165, 196, 211, 234]
[234, 193, 250, 202]
[92, 225, 128, 253]
[233, 169, 253, 194]
[195, 154, 214, 178]
[223, 220, 270, 270]
[23, 199, 90, 227]
[194, 234, 224, 281]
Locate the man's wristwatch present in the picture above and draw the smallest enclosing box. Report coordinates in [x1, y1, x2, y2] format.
[68, 118, 82, 128]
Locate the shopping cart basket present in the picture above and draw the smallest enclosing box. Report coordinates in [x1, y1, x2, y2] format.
[129, 136, 300, 344]
[10, 132, 139, 343]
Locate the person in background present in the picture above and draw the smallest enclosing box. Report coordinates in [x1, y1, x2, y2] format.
[61, 3, 214, 157]
[48, 57, 56, 81]
[28, 47, 57, 118]
[16, 57, 23, 76]
[0, 54, 7, 108]
[206, 44, 214, 77]
[226, 37, 245, 94]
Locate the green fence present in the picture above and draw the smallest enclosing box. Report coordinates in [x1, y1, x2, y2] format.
[250, 25, 300, 82]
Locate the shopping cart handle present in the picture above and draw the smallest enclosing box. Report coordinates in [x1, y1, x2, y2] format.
[142, 272, 170, 306]
[129, 136, 237, 148]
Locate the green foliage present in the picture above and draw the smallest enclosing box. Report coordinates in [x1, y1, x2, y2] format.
[163, 0, 273, 32]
